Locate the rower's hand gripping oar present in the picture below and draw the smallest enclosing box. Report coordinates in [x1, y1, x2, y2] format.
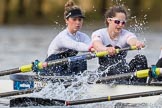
[0, 46, 138, 76]
[95, 45, 137, 57]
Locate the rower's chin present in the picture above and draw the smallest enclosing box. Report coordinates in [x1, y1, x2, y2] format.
[74, 28, 80, 32]
[115, 29, 122, 33]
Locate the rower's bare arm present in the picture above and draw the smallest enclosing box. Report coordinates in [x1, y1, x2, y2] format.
[92, 40, 107, 52]
[92, 40, 116, 55]
[127, 38, 144, 49]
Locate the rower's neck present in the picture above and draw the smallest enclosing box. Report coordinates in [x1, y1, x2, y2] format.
[108, 28, 118, 40]
[67, 28, 77, 36]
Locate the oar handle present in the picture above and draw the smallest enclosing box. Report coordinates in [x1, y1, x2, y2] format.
[95, 46, 138, 57]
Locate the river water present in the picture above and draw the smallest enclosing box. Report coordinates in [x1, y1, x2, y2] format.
[0, 25, 162, 108]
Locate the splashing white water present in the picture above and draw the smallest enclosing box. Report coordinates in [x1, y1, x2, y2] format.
[32, 70, 100, 99]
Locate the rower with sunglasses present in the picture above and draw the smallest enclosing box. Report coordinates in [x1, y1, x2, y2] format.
[91, 6, 148, 81]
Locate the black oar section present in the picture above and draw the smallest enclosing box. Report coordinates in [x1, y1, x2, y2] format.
[96, 72, 134, 83]
[65, 90, 162, 106]
[97, 67, 162, 83]
[10, 74, 72, 81]
[10, 97, 65, 107]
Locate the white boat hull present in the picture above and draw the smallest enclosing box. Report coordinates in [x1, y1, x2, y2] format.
[0, 79, 43, 93]
[0, 80, 13, 93]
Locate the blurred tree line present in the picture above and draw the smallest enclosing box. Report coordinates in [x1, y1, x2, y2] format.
[0, 0, 161, 25]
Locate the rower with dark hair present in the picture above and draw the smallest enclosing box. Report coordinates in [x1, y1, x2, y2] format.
[91, 6, 148, 81]
[42, 0, 93, 76]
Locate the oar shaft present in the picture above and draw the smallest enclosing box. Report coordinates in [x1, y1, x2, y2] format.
[97, 67, 162, 83]
[110, 90, 162, 100]
[47, 58, 68, 66]
[0, 46, 138, 77]
[0, 89, 35, 97]
[66, 97, 108, 105]
[50, 46, 136, 64]
[120, 46, 137, 51]
[47, 54, 94, 66]
[66, 90, 162, 105]
[0, 68, 20, 76]
[96, 72, 134, 83]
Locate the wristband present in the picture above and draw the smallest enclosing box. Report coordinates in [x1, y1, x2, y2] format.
[88, 45, 94, 52]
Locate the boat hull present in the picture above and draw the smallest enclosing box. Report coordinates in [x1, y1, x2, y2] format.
[0, 80, 13, 93]
[0, 79, 42, 93]
[87, 84, 162, 103]
[0, 79, 162, 104]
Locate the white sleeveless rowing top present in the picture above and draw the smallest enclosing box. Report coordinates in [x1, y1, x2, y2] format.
[91, 28, 137, 48]
[47, 28, 91, 57]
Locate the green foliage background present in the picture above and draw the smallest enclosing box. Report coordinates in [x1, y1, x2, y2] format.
[0, 0, 161, 25]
